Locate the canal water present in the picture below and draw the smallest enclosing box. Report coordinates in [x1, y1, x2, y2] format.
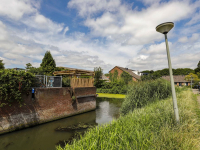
[0, 97, 124, 150]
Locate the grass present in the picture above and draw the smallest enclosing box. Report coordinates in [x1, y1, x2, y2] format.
[57, 90, 200, 150]
[96, 93, 126, 99]
[121, 79, 171, 115]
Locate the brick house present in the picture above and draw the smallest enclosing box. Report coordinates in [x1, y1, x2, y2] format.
[162, 75, 190, 86]
[109, 66, 141, 81]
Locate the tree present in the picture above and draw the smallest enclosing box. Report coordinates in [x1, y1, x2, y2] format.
[0, 60, 5, 70]
[113, 70, 118, 82]
[185, 73, 198, 81]
[104, 73, 109, 77]
[26, 63, 33, 69]
[94, 67, 103, 88]
[198, 61, 200, 69]
[40, 51, 56, 75]
[109, 73, 113, 82]
[121, 71, 132, 84]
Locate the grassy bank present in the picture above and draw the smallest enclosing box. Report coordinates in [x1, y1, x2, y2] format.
[97, 93, 126, 99]
[57, 90, 200, 150]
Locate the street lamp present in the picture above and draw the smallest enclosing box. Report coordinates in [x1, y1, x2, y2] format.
[156, 22, 180, 124]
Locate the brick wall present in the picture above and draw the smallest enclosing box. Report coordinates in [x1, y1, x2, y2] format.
[110, 66, 124, 79]
[109, 66, 137, 81]
[0, 87, 96, 135]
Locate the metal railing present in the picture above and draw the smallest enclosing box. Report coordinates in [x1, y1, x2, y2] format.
[34, 75, 62, 88]
[46, 76, 62, 88]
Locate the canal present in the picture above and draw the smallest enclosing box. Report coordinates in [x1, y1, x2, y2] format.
[0, 97, 124, 150]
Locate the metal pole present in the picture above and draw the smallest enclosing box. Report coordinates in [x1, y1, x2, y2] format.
[190, 76, 192, 89]
[46, 76, 47, 88]
[164, 34, 180, 124]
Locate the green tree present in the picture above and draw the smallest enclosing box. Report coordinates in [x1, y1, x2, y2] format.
[113, 70, 118, 82]
[197, 61, 200, 69]
[27, 67, 44, 75]
[40, 51, 56, 75]
[121, 71, 133, 84]
[109, 73, 113, 82]
[26, 63, 33, 69]
[185, 73, 198, 81]
[94, 67, 103, 88]
[0, 60, 5, 70]
[104, 73, 109, 77]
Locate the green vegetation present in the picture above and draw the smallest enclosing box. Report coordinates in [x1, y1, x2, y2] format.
[120, 79, 171, 115]
[94, 67, 103, 88]
[26, 64, 45, 75]
[62, 77, 71, 87]
[40, 51, 56, 75]
[0, 59, 5, 70]
[0, 69, 36, 106]
[120, 71, 132, 84]
[197, 60, 200, 69]
[57, 89, 200, 150]
[97, 71, 133, 94]
[96, 80, 128, 94]
[97, 93, 126, 99]
[141, 68, 195, 81]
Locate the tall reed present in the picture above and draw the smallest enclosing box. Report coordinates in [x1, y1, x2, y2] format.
[120, 79, 171, 115]
[57, 90, 200, 150]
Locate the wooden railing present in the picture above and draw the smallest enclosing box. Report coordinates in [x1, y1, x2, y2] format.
[70, 78, 94, 88]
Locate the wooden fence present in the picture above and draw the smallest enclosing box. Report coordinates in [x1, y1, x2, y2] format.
[70, 78, 94, 88]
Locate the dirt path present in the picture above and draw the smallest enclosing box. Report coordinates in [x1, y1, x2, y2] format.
[192, 89, 200, 106]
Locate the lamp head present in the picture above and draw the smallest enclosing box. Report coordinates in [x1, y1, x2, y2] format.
[156, 22, 174, 34]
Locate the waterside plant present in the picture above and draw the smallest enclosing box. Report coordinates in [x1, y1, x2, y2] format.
[57, 89, 200, 150]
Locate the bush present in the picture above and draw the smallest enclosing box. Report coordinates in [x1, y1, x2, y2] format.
[62, 77, 71, 87]
[0, 69, 36, 106]
[97, 80, 129, 94]
[120, 79, 171, 115]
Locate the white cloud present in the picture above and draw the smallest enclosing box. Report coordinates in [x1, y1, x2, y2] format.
[68, 0, 121, 17]
[63, 27, 69, 35]
[140, 0, 161, 5]
[0, 21, 8, 41]
[0, 0, 200, 73]
[0, 0, 37, 20]
[190, 33, 199, 42]
[178, 36, 188, 43]
[178, 33, 199, 43]
[34, 14, 48, 24]
[70, 0, 196, 45]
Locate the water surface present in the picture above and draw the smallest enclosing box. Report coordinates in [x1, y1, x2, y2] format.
[0, 97, 124, 150]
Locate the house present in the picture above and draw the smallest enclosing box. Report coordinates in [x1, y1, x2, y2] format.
[101, 74, 109, 82]
[109, 66, 141, 81]
[53, 67, 94, 78]
[12, 68, 25, 71]
[162, 75, 190, 86]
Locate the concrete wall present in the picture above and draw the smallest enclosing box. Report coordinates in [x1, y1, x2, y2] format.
[0, 87, 96, 135]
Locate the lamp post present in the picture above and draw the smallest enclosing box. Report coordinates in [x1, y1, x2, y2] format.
[156, 22, 180, 124]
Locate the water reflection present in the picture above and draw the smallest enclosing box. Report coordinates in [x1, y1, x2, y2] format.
[0, 97, 124, 150]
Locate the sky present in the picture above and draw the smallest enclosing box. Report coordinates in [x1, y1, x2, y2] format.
[0, 0, 200, 73]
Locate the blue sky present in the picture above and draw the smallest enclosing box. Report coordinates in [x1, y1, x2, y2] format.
[0, 0, 200, 73]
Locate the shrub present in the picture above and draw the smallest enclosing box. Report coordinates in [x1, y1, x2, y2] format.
[120, 79, 171, 115]
[62, 77, 71, 87]
[97, 80, 129, 94]
[0, 69, 36, 106]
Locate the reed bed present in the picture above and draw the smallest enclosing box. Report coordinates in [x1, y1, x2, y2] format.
[57, 88, 200, 150]
[120, 79, 171, 115]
